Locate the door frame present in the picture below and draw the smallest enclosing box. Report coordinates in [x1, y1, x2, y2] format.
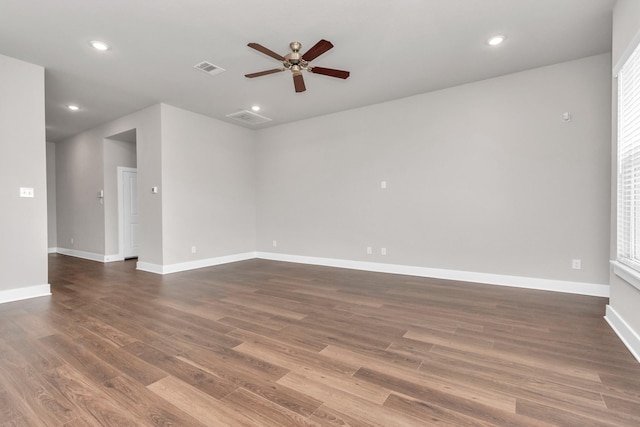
[117, 166, 138, 260]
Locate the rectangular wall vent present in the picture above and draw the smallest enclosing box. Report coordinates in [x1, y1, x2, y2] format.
[226, 110, 272, 125]
[193, 61, 225, 76]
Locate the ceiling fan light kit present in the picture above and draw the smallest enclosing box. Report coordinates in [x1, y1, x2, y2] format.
[245, 39, 350, 93]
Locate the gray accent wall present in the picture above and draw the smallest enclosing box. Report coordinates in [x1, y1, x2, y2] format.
[0, 54, 48, 292]
[610, 0, 640, 347]
[257, 54, 611, 285]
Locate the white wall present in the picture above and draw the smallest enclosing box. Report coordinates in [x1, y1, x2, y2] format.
[607, 0, 640, 361]
[0, 54, 49, 302]
[256, 54, 611, 290]
[158, 104, 257, 269]
[46, 142, 57, 250]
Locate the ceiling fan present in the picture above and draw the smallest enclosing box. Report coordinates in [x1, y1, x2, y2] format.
[245, 39, 350, 93]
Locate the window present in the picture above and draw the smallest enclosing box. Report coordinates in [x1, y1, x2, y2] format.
[617, 40, 640, 271]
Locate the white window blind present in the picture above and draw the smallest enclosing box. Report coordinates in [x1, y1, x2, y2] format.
[617, 40, 640, 271]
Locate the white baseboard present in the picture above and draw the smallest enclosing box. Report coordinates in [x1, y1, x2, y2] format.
[56, 248, 114, 262]
[48, 247, 58, 254]
[137, 252, 257, 275]
[53, 247, 609, 298]
[605, 305, 640, 363]
[255, 252, 610, 297]
[0, 284, 51, 304]
[136, 261, 164, 274]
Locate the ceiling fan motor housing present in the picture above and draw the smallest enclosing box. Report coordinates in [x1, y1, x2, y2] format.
[284, 43, 305, 69]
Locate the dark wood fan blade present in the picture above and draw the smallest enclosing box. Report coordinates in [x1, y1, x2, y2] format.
[247, 43, 285, 61]
[293, 73, 306, 93]
[302, 39, 334, 61]
[245, 68, 285, 78]
[310, 66, 350, 79]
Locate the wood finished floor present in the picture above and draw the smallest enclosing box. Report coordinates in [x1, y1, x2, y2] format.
[0, 255, 639, 426]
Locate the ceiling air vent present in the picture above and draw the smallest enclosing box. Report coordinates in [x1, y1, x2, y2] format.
[193, 61, 225, 76]
[226, 110, 272, 125]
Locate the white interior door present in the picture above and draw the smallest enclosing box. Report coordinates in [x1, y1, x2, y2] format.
[122, 169, 138, 258]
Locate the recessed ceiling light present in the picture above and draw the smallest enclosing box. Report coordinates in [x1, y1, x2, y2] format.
[67, 104, 80, 111]
[487, 35, 506, 46]
[251, 105, 261, 112]
[89, 40, 110, 51]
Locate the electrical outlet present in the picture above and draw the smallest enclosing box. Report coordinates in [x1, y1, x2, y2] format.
[572, 259, 581, 270]
[273, 240, 277, 247]
[380, 181, 387, 189]
[71, 237, 74, 246]
[191, 246, 197, 254]
[19, 187, 34, 198]
[381, 248, 387, 255]
[367, 247, 372, 255]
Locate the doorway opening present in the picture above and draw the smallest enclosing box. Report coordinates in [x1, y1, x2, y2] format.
[105, 128, 138, 261]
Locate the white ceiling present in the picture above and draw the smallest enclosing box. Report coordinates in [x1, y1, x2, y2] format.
[0, 0, 615, 142]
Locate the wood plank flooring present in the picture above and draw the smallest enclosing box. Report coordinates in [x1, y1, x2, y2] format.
[0, 254, 639, 426]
